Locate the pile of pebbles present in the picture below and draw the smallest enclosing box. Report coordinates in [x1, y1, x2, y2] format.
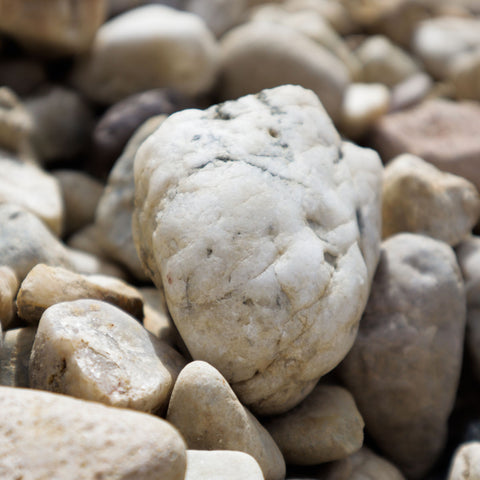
[1, 0, 480, 479]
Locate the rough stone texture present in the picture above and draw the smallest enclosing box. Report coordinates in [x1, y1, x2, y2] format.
[25, 86, 94, 164]
[219, 22, 350, 124]
[30, 299, 186, 413]
[448, 442, 480, 480]
[0, 327, 36, 388]
[0, 87, 33, 156]
[389, 73, 433, 112]
[0, 151, 64, 236]
[96, 115, 165, 281]
[53, 170, 104, 236]
[0, 1, 107, 55]
[370, 99, 480, 192]
[72, 5, 219, 104]
[0, 266, 18, 330]
[264, 384, 364, 465]
[356, 35, 420, 87]
[348, 447, 406, 480]
[0, 203, 124, 283]
[382, 154, 480, 245]
[0, 386, 186, 480]
[90, 89, 191, 179]
[413, 17, 480, 79]
[185, 450, 264, 480]
[17, 264, 144, 323]
[134, 85, 382, 414]
[166, 361, 286, 480]
[341, 83, 390, 139]
[339, 233, 466, 479]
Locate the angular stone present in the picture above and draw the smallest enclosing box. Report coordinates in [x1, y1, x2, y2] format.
[0, 266, 18, 330]
[0, 386, 186, 479]
[166, 361, 286, 480]
[0, 327, 36, 388]
[0, 0, 107, 55]
[134, 85, 383, 414]
[370, 99, 480, 191]
[339, 233, 466, 479]
[96, 115, 165, 281]
[53, 170, 103, 236]
[356, 35, 420, 87]
[185, 450, 264, 480]
[30, 299, 186, 413]
[0, 151, 64, 236]
[448, 442, 480, 480]
[17, 264, 144, 323]
[264, 384, 364, 465]
[382, 154, 480, 245]
[0, 203, 124, 283]
[72, 5, 219, 104]
[413, 17, 480, 79]
[341, 83, 390, 139]
[25, 86, 94, 164]
[219, 22, 350, 123]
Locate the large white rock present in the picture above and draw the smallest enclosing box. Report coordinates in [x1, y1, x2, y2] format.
[0, 386, 186, 480]
[134, 85, 383, 414]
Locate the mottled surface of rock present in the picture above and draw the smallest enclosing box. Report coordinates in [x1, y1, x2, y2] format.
[264, 384, 364, 465]
[340, 233, 466, 479]
[382, 154, 480, 245]
[185, 450, 264, 480]
[0, 386, 186, 480]
[72, 5, 219, 104]
[17, 264, 143, 322]
[167, 361, 286, 480]
[448, 442, 480, 480]
[0, 266, 18, 330]
[30, 299, 185, 412]
[134, 85, 382, 414]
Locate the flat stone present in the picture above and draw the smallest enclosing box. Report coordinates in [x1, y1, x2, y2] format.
[370, 99, 480, 192]
[0, 203, 125, 283]
[134, 85, 382, 414]
[0, 327, 36, 388]
[53, 170, 103, 236]
[96, 115, 165, 281]
[0, 151, 64, 236]
[339, 233, 466, 479]
[25, 86, 94, 165]
[185, 450, 264, 480]
[30, 299, 186, 413]
[0, 266, 18, 330]
[382, 154, 480, 245]
[0, 386, 186, 479]
[17, 264, 144, 323]
[448, 442, 480, 480]
[219, 22, 350, 123]
[264, 384, 364, 465]
[166, 361, 286, 480]
[72, 5, 219, 104]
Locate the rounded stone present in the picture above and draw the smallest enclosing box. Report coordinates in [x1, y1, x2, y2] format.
[0, 266, 18, 330]
[448, 442, 480, 480]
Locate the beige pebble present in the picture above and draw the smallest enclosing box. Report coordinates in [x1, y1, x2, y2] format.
[0, 266, 18, 330]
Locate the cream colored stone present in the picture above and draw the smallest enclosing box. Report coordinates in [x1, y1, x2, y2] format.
[167, 361, 286, 480]
[72, 5, 219, 104]
[382, 154, 480, 245]
[341, 83, 390, 139]
[53, 170, 103, 236]
[0, 386, 186, 480]
[357, 35, 420, 87]
[264, 384, 364, 465]
[17, 264, 143, 323]
[134, 85, 383, 414]
[448, 442, 480, 480]
[0, 0, 107, 55]
[349, 447, 406, 480]
[0, 327, 36, 388]
[0, 266, 18, 330]
[185, 450, 264, 480]
[0, 151, 64, 236]
[30, 299, 186, 413]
